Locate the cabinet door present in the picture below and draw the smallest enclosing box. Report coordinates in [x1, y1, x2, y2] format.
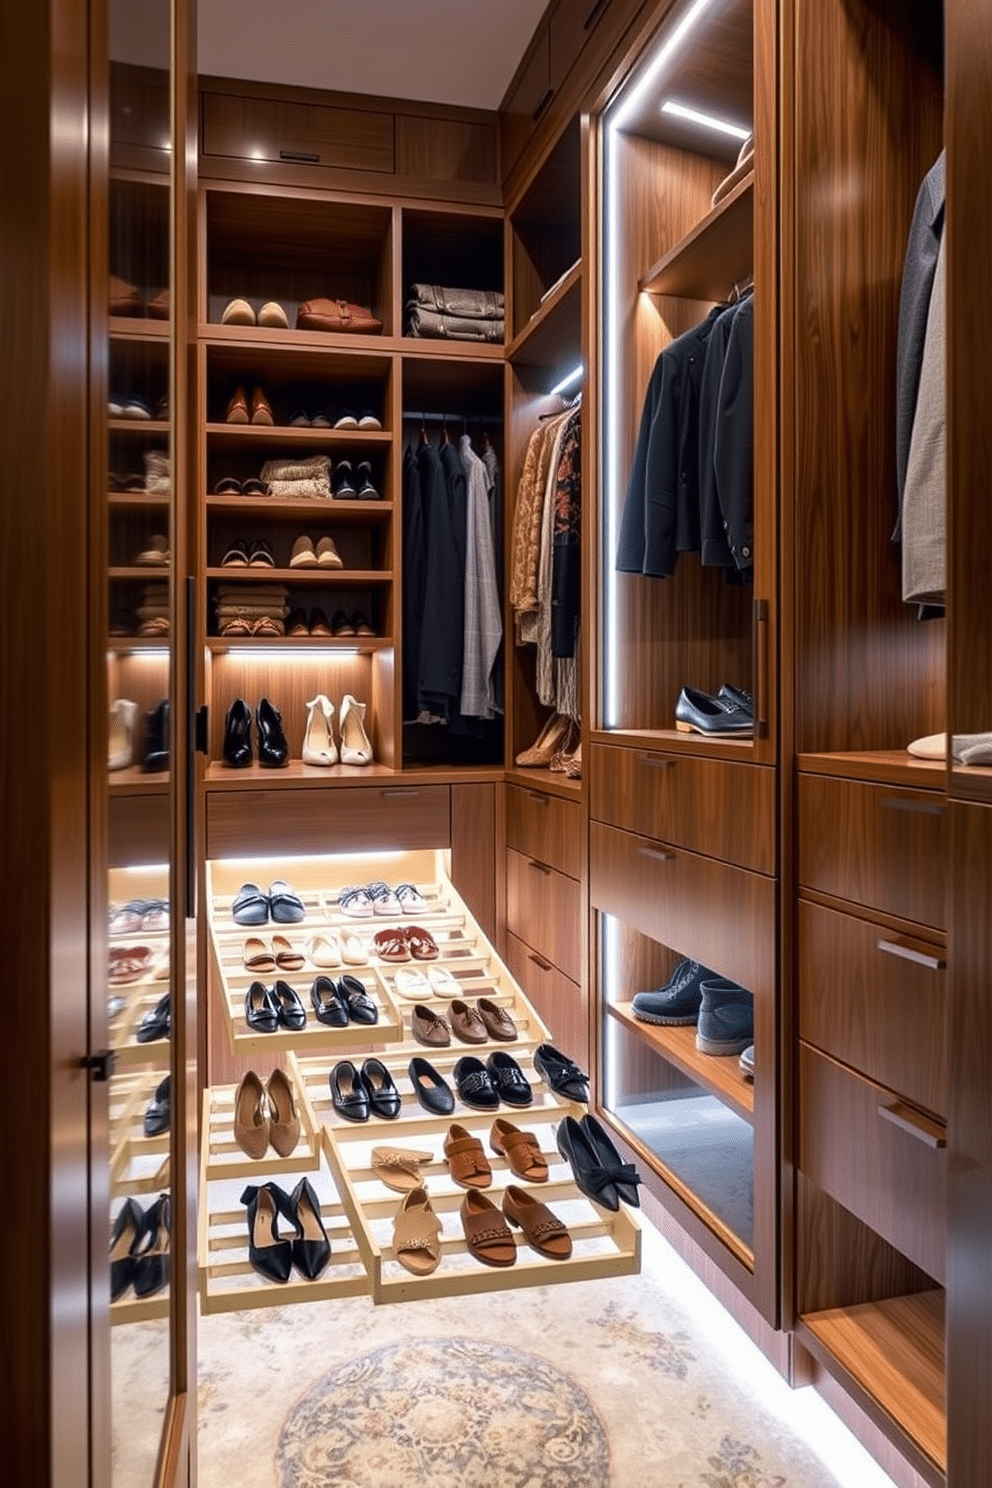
[500, 27, 551, 176]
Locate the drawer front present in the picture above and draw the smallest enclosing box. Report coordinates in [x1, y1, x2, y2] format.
[109, 792, 169, 870]
[506, 784, 581, 878]
[505, 931, 588, 1070]
[589, 822, 774, 998]
[202, 92, 395, 173]
[205, 785, 450, 858]
[799, 899, 947, 1117]
[589, 743, 775, 875]
[798, 774, 946, 929]
[506, 849, 581, 982]
[800, 1044, 946, 1283]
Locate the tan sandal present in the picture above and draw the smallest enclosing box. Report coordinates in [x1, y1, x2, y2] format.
[372, 1146, 434, 1193]
[272, 934, 305, 971]
[443, 1124, 492, 1189]
[502, 1184, 572, 1259]
[242, 936, 274, 972]
[393, 1186, 442, 1274]
[489, 1118, 548, 1182]
[460, 1189, 516, 1268]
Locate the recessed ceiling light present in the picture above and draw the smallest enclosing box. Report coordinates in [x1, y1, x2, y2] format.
[661, 100, 751, 140]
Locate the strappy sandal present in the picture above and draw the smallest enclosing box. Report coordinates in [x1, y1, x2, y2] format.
[489, 1118, 548, 1182]
[443, 1124, 492, 1190]
[371, 1146, 434, 1193]
[460, 1189, 516, 1268]
[393, 1187, 442, 1275]
[242, 936, 275, 972]
[406, 925, 439, 961]
[501, 1185, 572, 1259]
[374, 928, 411, 963]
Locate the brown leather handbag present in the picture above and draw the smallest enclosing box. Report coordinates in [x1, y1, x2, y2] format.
[296, 298, 383, 334]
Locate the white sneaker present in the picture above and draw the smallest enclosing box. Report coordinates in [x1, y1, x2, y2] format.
[394, 967, 431, 1000]
[302, 694, 337, 766]
[109, 698, 140, 770]
[339, 694, 373, 765]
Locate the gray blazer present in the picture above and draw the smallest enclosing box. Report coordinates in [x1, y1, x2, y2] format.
[895, 150, 945, 536]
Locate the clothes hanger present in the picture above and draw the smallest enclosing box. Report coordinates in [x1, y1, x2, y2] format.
[418, 412, 428, 449]
[727, 271, 754, 305]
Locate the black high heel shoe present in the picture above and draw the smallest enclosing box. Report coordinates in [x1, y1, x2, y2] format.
[223, 698, 252, 767]
[240, 1183, 292, 1283]
[141, 698, 169, 772]
[288, 1176, 332, 1279]
[132, 1192, 171, 1298]
[109, 1197, 145, 1301]
[256, 696, 289, 767]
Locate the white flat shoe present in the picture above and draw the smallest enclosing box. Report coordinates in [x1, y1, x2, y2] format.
[340, 932, 367, 966]
[302, 694, 338, 766]
[394, 967, 431, 1000]
[307, 933, 341, 968]
[109, 698, 140, 770]
[427, 966, 461, 998]
[339, 693, 373, 765]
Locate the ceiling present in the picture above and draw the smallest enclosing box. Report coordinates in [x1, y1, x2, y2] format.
[111, 0, 549, 113]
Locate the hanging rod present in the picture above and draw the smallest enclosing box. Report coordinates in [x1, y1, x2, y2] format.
[400, 411, 500, 426]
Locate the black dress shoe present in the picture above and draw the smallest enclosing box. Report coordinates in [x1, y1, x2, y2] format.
[272, 979, 306, 1030]
[143, 1075, 171, 1136]
[136, 993, 170, 1043]
[337, 974, 378, 1026]
[141, 698, 169, 772]
[131, 1192, 171, 1298]
[555, 1115, 619, 1211]
[360, 1057, 401, 1119]
[289, 1176, 332, 1279]
[674, 684, 753, 737]
[330, 1060, 370, 1122]
[580, 1114, 641, 1207]
[109, 1197, 145, 1300]
[453, 1055, 500, 1111]
[533, 1043, 589, 1103]
[408, 1056, 455, 1116]
[257, 697, 289, 767]
[311, 975, 348, 1027]
[223, 698, 253, 767]
[485, 1051, 533, 1107]
[240, 1183, 292, 1283]
[245, 980, 278, 1033]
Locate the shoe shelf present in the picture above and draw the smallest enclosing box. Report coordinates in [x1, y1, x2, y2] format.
[108, 492, 170, 507]
[639, 170, 754, 301]
[202, 1051, 321, 1183]
[205, 496, 393, 521]
[108, 981, 171, 1066]
[205, 636, 392, 657]
[111, 1288, 171, 1327]
[108, 418, 170, 436]
[108, 765, 170, 794]
[109, 316, 169, 342]
[205, 568, 390, 585]
[608, 1003, 754, 1123]
[109, 1069, 170, 1199]
[504, 766, 581, 801]
[204, 423, 393, 448]
[798, 750, 946, 790]
[506, 260, 581, 367]
[588, 726, 757, 764]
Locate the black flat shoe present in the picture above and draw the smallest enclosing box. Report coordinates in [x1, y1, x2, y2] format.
[361, 1057, 401, 1119]
[289, 1176, 332, 1279]
[143, 1075, 170, 1136]
[337, 974, 378, 1026]
[240, 1183, 293, 1283]
[330, 1060, 370, 1122]
[580, 1114, 641, 1207]
[674, 684, 753, 737]
[533, 1043, 589, 1103]
[109, 1197, 144, 1300]
[485, 1051, 533, 1107]
[453, 1055, 500, 1111]
[245, 980, 278, 1033]
[141, 698, 169, 772]
[257, 696, 289, 767]
[136, 993, 171, 1043]
[408, 1056, 455, 1116]
[223, 698, 253, 767]
[272, 979, 306, 1030]
[132, 1192, 171, 1298]
[311, 975, 348, 1027]
[555, 1114, 619, 1211]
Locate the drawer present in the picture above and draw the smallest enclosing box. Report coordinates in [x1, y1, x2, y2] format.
[506, 784, 581, 878]
[799, 1044, 946, 1283]
[506, 848, 581, 983]
[505, 931, 588, 1070]
[798, 899, 947, 1117]
[108, 791, 169, 870]
[589, 744, 775, 875]
[589, 822, 774, 998]
[205, 785, 450, 858]
[201, 91, 395, 173]
[798, 774, 946, 929]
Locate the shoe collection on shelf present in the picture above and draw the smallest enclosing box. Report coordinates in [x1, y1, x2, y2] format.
[221, 693, 374, 768]
[514, 712, 581, 777]
[218, 295, 383, 337]
[631, 957, 755, 1061]
[109, 698, 169, 773]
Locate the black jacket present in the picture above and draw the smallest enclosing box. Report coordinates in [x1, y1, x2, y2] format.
[417, 441, 463, 716]
[402, 446, 426, 719]
[713, 294, 754, 572]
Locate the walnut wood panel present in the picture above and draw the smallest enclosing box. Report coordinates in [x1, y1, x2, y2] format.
[108, 791, 171, 871]
[506, 783, 581, 878]
[788, 0, 945, 755]
[500, 26, 551, 177]
[506, 848, 582, 983]
[505, 931, 589, 1070]
[796, 1175, 937, 1318]
[509, 118, 581, 334]
[201, 92, 394, 173]
[395, 114, 497, 186]
[641, 173, 753, 300]
[589, 743, 775, 874]
[205, 783, 450, 858]
[798, 774, 946, 931]
[450, 783, 497, 943]
[798, 899, 946, 1119]
[207, 653, 385, 766]
[799, 1045, 946, 1285]
[589, 822, 774, 998]
[610, 1003, 754, 1123]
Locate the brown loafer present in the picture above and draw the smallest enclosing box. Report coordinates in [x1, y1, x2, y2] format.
[225, 386, 249, 424]
[477, 997, 517, 1041]
[502, 1184, 572, 1259]
[250, 386, 274, 426]
[460, 1189, 516, 1267]
[443, 1124, 492, 1189]
[411, 1003, 451, 1047]
[449, 998, 487, 1044]
[233, 1070, 269, 1160]
[489, 1117, 548, 1182]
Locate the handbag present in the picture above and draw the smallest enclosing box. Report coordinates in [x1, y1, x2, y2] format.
[296, 298, 383, 334]
[407, 283, 504, 319]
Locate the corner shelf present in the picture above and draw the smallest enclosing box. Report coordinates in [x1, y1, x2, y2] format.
[639, 171, 753, 301]
[608, 1002, 754, 1123]
[507, 261, 582, 367]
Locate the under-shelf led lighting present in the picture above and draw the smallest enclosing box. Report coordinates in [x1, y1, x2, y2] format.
[660, 99, 751, 140]
[549, 363, 584, 398]
[108, 647, 170, 662]
[611, 0, 721, 133]
[229, 648, 362, 661]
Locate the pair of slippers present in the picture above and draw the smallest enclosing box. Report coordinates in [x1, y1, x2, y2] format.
[232, 880, 305, 926]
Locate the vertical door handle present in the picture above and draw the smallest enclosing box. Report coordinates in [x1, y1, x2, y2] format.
[753, 598, 769, 735]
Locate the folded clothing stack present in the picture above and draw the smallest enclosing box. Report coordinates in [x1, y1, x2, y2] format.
[259, 454, 331, 500]
[405, 284, 504, 343]
[136, 582, 169, 636]
[143, 449, 170, 494]
[215, 583, 290, 638]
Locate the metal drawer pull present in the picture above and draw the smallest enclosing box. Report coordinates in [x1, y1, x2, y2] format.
[877, 937, 947, 972]
[279, 149, 319, 164]
[527, 791, 550, 805]
[531, 87, 554, 122]
[529, 952, 552, 972]
[380, 789, 421, 798]
[639, 755, 674, 770]
[527, 859, 551, 875]
[639, 846, 675, 863]
[880, 796, 945, 818]
[877, 1100, 947, 1149]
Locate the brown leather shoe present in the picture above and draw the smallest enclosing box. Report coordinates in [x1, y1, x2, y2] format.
[449, 998, 487, 1044]
[225, 387, 249, 424]
[411, 1003, 451, 1047]
[250, 387, 274, 426]
[444, 1123, 492, 1189]
[502, 1184, 571, 1259]
[489, 1117, 548, 1181]
[233, 1070, 269, 1160]
[476, 997, 517, 1041]
[266, 1067, 300, 1158]
[460, 1189, 516, 1267]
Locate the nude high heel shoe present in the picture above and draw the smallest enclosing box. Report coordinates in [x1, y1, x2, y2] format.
[109, 698, 140, 770]
[302, 694, 337, 766]
[339, 694, 373, 766]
